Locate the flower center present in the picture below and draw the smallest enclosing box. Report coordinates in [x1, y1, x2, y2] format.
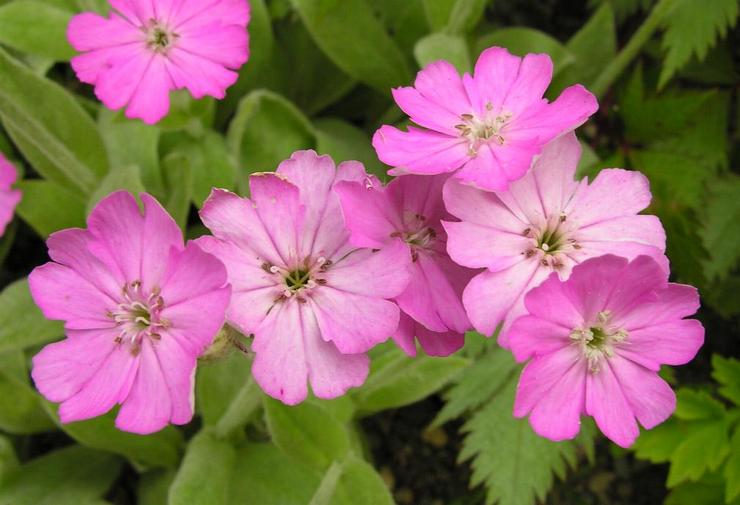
[570, 311, 628, 373]
[392, 212, 438, 262]
[145, 19, 178, 53]
[108, 280, 168, 355]
[455, 104, 512, 156]
[262, 256, 331, 304]
[521, 212, 581, 270]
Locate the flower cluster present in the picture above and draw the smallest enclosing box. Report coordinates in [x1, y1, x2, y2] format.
[28, 11, 704, 449]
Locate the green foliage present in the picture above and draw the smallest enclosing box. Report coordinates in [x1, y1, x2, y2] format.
[659, 0, 739, 87]
[415, 33, 471, 73]
[475, 28, 574, 76]
[15, 179, 87, 236]
[0, 350, 55, 433]
[0, 279, 62, 353]
[0, 1, 74, 61]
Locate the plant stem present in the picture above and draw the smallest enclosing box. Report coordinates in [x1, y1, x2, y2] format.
[591, 0, 676, 99]
[213, 377, 262, 440]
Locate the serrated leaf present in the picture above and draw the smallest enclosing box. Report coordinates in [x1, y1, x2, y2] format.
[0, 445, 122, 505]
[460, 378, 577, 505]
[352, 347, 469, 416]
[666, 418, 731, 487]
[725, 427, 740, 502]
[227, 90, 316, 193]
[289, 0, 412, 93]
[634, 418, 685, 463]
[712, 355, 740, 406]
[0, 278, 63, 352]
[0, 1, 74, 61]
[230, 443, 321, 505]
[0, 48, 107, 195]
[700, 175, 740, 281]
[415, 33, 471, 74]
[433, 346, 519, 427]
[674, 389, 726, 421]
[264, 397, 350, 470]
[659, 0, 739, 87]
[168, 430, 236, 505]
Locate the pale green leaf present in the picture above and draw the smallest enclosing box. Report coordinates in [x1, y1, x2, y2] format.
[674, 389, 726, 421]
[168, 430, 236, 505]
[0, 1, 74, 60]
[16, 180, 87, 237]
[666, 418, 731, 487]
[328, 456, 395, 505]
[0, 278, 63, 353]
[196, 350, 253, 426]
[415, 32, 471, 73]
[87, 165, 146, 213]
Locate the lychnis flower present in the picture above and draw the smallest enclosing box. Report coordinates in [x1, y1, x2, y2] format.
[67, 0, 250, 124]
[510, 255, 704, 448]
[0, 153, 21, 237]
[443, 133, 667, 347]
[335, 174, 472, 356]
[197, 151, 411, 404]
[30, 192, 230, 434]
[373, 46, 597, 191]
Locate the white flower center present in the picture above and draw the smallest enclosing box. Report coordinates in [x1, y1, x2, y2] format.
[521, 212, 582, 270]
[262, 256, 331, 304]
[570, 310, 628, 374]
[108, 280, 168, 355]
[455, 103, 512, 156]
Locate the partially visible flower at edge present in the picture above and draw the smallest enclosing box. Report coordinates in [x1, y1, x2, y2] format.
[67, 0, 250, 124]
[29, 191, 231, 434]
[373, 46, 598, 192]
[334, 173, 473, 356]
[0, 153, 21, 237]
[443, 132, 668, 348]
[197, 150, 412, 405]
[509, 254, 704, 448]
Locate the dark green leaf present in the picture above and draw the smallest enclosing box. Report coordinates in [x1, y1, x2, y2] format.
[712, 355, 740, 406]
[700, 175, 740, 281]
[314, 118, 386, 179]
[0, 350, 55, 433]
[137, 470, 176, 505]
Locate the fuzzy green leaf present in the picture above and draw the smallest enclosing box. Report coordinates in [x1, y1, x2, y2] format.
[0, 1, 75, 61]
[0, 278, 63, 353]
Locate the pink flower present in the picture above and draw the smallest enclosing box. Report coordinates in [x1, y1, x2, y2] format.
[334, 174, 472, 356]
[67, 0, 250, 124]
[443, 133, 667, 348]
[510, 254, 704, 448]
[29, 191, 230, 434]
[373, 46, 598, 192]
[197, 150, 412, 404]
[0, 153, 21, 237]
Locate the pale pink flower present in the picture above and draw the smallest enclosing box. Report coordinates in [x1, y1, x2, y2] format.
[29, 191, 230, 434]
[334, 174, 472, 356]
[510, 254, 704, 448]
[67, 0, 250, 124]
[373, 46, 598, 192]
[0, 153, 21, 237]
[197, 150, 412, 404]
[443, 133, 667, 348]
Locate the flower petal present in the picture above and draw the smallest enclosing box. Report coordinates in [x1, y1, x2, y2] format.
[373, 125, 468, 175]
[585, 362, 639, 448]
[610, 355, 676, 429]
[568, 169, 653, 227]
[508, 315, 572, 362]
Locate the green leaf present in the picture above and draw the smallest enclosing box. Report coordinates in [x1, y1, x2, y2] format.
[414, 33, 471, 73]
[549, 3, 616, 93]
[712, 355, 740, 406]
[634, 418, 685, 464]
[353, 347, 468, 416]
[196, 351, 253, 426]
[433, 346, 520, 427]
[289, 0, 412, 93]
[0, 350, 55, 433]
[264, 397, 350, 470]
[0, 1, 74, 61]
[422, 0, 455, 31]
[659, 0, 739, 87]
[308, 462, 343, 505]
[667, 418, 731, 487]
[0, 445, 122, 505]
[16, 180, 87, 237]
[0, 48, 107, 195]
[314, 118, 386, 179]
[0, 434, 18, 485]
[43, 405, 183, 468]
[98, 109, 163, 197]
[324, 456, 395, 505]
[230, 443, 321, 505]
[161, 152, 193, 230]
[460, 378, 577, 505]
[665, 475, 727, 505]
[700, 175, 740, 281]
[138, 470, 176, 505]
[476, 28, 575, 77]
[227, 90, 316, 193]
[168, 429, 236, 505]
[0, 278, 63, 353]
[445, 0, 487, 35]
[156, 91, 215, 133]
[726, 427, 740, 502]
[88, 165, 146, 212]
[674, 389, 726, 421]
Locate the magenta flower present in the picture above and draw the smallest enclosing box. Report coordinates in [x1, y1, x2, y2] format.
[29, 191, 230, 434]
[334, 174, 472, 356]
[373, 46, 598, 192]
[510, 255, 704, 448]
[67, 0, 250, 124]
[197, 151, 412, 404]
[0, 153, 21, 237]
[443, 133, 667, 348]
